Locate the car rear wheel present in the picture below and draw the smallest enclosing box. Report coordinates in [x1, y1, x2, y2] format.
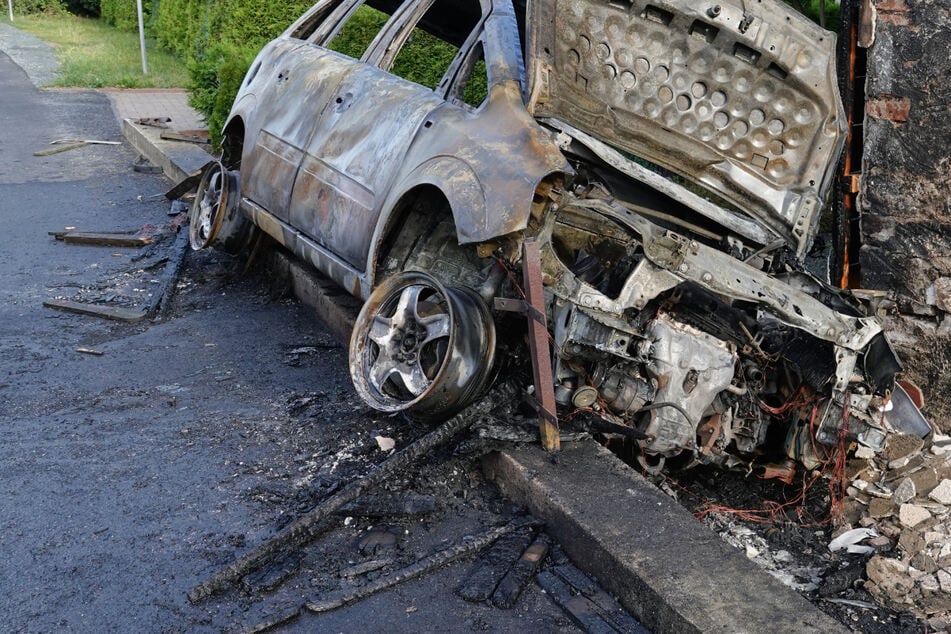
[349, 271, 496, 421]
[188, 161, 255, 255]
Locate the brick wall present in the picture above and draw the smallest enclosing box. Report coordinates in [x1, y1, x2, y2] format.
[860, 0, 951, 425]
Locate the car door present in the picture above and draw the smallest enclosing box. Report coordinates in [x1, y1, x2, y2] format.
[242, 40, 357, 218]
[286, 0, 485, 269]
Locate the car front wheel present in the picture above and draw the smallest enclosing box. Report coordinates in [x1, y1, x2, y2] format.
[349, 271, 496, 422]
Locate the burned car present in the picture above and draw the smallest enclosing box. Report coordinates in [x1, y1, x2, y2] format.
[190, 0, 931, 471]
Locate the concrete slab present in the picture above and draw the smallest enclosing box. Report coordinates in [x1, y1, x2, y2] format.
[482, 441, 848, 634]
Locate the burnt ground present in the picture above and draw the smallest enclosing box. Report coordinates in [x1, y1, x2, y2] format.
[0, 240, 587, 633]
[0, 52, 584, 631]
[655, 462, 929, 633]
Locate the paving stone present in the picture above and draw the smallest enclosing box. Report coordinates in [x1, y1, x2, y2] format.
[909, 466, 940, 496]
[866, 556, 915, 607]
[900, 503, 932, 528]
[868, 497, 895, 519]
[893, 478, 917, 505]
[938, 569, 951, 593]
[911, 551, 939, 574]
[929, 479, 951, 505]
[920, 573, 940, 592]
[885, 434, 925, 463]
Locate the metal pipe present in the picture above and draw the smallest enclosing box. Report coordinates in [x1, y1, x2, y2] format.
[8, 0, 14, 22]
[136, 0, 148, 75]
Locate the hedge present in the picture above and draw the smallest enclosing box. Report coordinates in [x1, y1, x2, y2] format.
[141, 0, 311, 147]
[100, 0, 149, 30]
[133, 0, 837, 148]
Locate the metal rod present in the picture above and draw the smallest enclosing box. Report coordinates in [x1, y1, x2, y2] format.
[136, 0, 148, 75]
[521, 238, 560, 451]
[8, 0, 14, 22]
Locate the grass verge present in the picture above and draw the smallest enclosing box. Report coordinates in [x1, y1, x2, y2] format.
[3, 14, 188, 88]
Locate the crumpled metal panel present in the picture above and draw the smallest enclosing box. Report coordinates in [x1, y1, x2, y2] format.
[527, 0, 847, 257]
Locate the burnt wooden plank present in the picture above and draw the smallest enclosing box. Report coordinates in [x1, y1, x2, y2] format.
[43, 299, 148, 323]
[242, 552, 306, 594]
[491, 533, 550, 608]
[62, 232, 152, 247]
[536, 570, 619, 634]
[165, 165, 210, 200]
[552, 564, 649, 634]
[457, 529, 535, 602]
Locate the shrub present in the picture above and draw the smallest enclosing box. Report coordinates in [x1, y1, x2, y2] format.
[100, 0, 150, 31]
[65, 0, 99, 17]
[12, 0, 66, 15]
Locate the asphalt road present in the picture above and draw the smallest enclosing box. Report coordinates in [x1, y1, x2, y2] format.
[0, 51, 579, 632]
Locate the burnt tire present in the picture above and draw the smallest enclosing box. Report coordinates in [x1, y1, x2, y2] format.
[349, 271, 496, 422]
[188, 161, 256, 255]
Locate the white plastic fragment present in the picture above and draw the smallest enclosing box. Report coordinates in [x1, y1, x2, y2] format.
[829, 527, 879, 553]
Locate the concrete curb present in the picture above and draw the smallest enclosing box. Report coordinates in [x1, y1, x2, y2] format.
[483, 442, 848, 634]
[122, 118, 848, 634]
[122, 119, 212, 184]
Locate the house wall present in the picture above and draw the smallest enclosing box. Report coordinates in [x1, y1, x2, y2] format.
[859, 0, 951, 426]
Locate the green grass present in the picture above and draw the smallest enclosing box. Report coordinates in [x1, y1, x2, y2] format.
[3, 14, 188, 88]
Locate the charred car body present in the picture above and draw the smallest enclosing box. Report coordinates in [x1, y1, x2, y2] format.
[191, 0, 931, 471]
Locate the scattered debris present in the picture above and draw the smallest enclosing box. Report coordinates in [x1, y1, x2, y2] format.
[164, 163, 212, 200]
[336, 492, 436, 519]
[160, 130, 209, 145]
[33, 138, 121, 157]
[53, 231, 153, 247]
[537, 564, 650, 634]
[187, 402, 493, 603]
[74, 348, 104, 356]
[457, 529, 535, 603]
[356, 529, 398, 555]
[243, 552, 306, 594]
[144, 229, 189, 318]
[236, 603, 301, 634]
[828, 527, 879, 555]
[133, 156, 162, 174]
[338, 558, 392, 579]
[133, 116, 171, 128]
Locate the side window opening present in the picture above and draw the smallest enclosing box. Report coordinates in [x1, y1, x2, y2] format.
[448, 41, 488, 109]
[325, 3, 394, 59]
[385, 0, 482, 90]
[289, 0, 347, 40]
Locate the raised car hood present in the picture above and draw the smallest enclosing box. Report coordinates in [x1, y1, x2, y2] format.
[526, 0, 846, 257]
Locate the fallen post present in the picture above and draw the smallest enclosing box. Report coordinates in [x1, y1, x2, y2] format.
[305, 519, 540, 613]
[187, 402, 493, 603]
[146, 228, 190, 318]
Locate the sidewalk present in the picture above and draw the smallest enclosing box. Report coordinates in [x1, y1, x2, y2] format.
[0, 22, 205, 133]
[101, 88, 206, 133]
